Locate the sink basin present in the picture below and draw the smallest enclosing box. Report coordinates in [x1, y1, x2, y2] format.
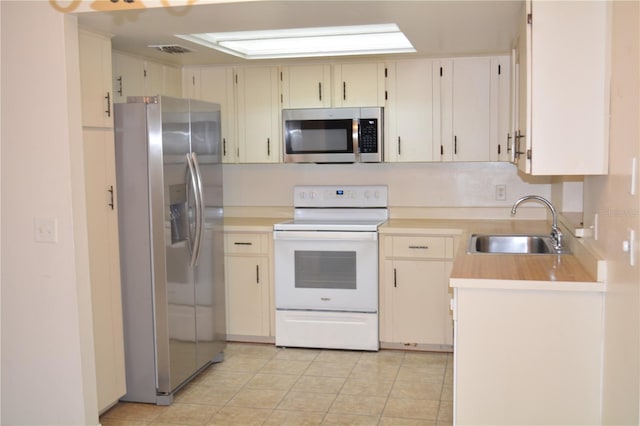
[468, 234, 569, 255]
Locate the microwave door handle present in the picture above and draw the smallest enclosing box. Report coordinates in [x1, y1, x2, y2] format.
[353, 120, 360, 162]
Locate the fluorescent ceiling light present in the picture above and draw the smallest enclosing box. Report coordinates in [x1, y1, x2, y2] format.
[176, 24, 415, 59]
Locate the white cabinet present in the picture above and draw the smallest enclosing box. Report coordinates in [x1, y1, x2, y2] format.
[514, 0, 609, 175]
[79, 30, 113, 128]
[235, 66, 281, 163]
[380, 234, 454, 350]
[492, 56, 512, 162]
[78, 30, 126, 413]
[435, 56, 510, 162]
[385, 59, 435, 162]
[224, 232, 273, 341]
[333, 62, 386, 107]
[82, 129, 126, 413]
[183, 66, 237, 163]
[281, 64, 332, 108]
[113, 51, 182, 103]
[112, 51, 144, 103]
[452, 283, 604, 424]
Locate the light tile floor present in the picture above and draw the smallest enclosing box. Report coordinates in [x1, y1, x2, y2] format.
[100, 342, 453, 426]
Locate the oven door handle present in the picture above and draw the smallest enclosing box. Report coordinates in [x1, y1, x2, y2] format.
[273, 231, 378, 241]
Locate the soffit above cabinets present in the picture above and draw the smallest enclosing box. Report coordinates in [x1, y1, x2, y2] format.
[76, 0, 524, 66]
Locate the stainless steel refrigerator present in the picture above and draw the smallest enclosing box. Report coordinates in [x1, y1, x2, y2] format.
[114, 96, 225, 405]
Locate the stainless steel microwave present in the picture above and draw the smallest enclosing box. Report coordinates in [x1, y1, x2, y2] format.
[282, 107, 383, 163]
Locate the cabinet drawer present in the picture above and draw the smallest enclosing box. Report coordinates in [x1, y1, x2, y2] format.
[391, 236, 452, 259]
[225, 233, 265, 254]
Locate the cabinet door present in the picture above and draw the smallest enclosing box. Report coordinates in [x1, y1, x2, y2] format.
[182, 66, 201, 100]
[386, 60, 435, 162]
[518, 0, 609, 175]
[164, 65, 182, 98]
[143, 60, 164, 97]
[434, 59, 453, 161]
[333, 62, 385, 107]
[112, 51, 145, 104]
[389, 259, 447, 345]
[281, 64, 332, 108]
[79, 31, 113, 128]
[225, 255, 269, 336]
[236, 66, 281, 163]
[451, 57, 492, 162]
[83, 129, 126, 412]
[491, 56, 512, 162]
[200, 67, 237, 164]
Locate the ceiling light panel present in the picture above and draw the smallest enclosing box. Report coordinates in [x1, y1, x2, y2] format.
[176, 24, 415, 59]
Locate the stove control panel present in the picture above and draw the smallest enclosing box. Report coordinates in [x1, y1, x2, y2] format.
[293, 185, 388, 208]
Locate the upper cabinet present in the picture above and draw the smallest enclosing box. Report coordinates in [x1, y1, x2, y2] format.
[385, 59, 435, 162]
[112, 51, 182, 103]
[183, 66, 237, 163]
[79, 30, 113, 128]
[436, 56, 510, 162]
[235, 66, 281, 163]
[281, 64, 332, 109]
[514, 0, 610, 175]
[333, 62, 386, 107]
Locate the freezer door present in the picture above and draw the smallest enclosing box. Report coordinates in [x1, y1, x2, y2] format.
[189, 100, 226, 369]
[155, 96, 198, 395]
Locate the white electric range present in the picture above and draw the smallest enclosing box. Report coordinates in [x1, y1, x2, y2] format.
[273, 185, 388, 351]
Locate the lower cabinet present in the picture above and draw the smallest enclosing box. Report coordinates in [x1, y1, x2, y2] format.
[83, 129, 126, 412]
[379, 234, 454, 350]
[224, 232, 274, 342]
[451, 283, 605, 424]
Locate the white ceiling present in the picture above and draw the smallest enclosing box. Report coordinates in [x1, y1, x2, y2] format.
[76, 1, 524, 66]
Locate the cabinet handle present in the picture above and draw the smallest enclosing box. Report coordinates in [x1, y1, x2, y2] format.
[498, 144, 501, 155]
[233, 242, 253, 246]
[256, 265, 260, 284]
[440, 145, 444, 156]
[454, 135, 457, 155]
[343, 82, 346, 101]
[408, 245, 429, 249]
[514, 130, 526, 159]
[398, 137, 401, 155]
[507, 134, 513, 153]
[105, 92, 111, 117]
[267, 138, 271, 156]
[318, 82, 322, 101]
[223, 138, 227, 156]
[116, 76, 123, 96]
[393, 268, 397, 288]
[108, 185, 114, 210]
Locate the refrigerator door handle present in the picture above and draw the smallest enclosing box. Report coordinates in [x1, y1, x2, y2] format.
[186, 153, 202, 268]
[190, 152, 205, 267]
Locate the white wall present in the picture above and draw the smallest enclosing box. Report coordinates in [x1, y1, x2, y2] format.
[224, 161, 553, 215]
[1, 2, 98, 425]
[583, 1, 640, 423]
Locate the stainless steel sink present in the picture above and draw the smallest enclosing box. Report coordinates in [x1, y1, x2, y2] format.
[468, 234, 570, 255]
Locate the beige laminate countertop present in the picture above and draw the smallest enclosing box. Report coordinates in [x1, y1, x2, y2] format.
[380, 219, 598, 284]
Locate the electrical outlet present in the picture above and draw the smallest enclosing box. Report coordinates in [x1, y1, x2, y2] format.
[495, 184, 507, 201]
[34, 217, 58, 243]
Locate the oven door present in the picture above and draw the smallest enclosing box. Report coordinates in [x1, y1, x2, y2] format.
[273, 230, 378, 312]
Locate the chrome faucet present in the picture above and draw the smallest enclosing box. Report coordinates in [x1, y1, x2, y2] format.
[511, 195, 563, 250]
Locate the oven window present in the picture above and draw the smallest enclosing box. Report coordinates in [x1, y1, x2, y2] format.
[294, 250, 356, 290]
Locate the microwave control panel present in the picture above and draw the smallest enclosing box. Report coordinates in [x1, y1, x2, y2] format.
[359, 119, 379, 153]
